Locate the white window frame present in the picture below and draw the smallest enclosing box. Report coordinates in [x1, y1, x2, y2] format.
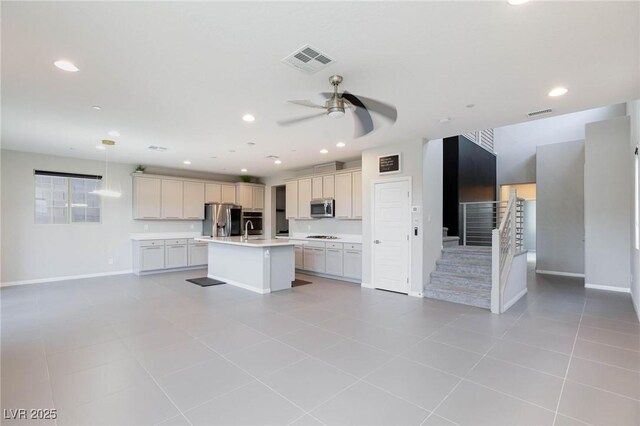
[34, 171, 103, 225]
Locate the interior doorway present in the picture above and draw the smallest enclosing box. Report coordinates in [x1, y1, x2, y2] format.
[500, 183, 537, 253]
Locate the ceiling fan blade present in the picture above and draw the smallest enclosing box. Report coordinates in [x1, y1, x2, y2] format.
[342, 92, 374, 138]
[277, 112, 326, 126]
[345, 93, 397, 122]
[288, 100, 326, 109]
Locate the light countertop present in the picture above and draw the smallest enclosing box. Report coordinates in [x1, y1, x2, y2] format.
[194, 236, 299, 247]
[130, 232, 203, 241]
[276, 234, 362, 244]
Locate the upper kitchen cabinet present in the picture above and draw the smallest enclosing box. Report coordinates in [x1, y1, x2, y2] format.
[298, 178, 312, 219]
[161, 179, 183, 219]
[323, 175, 335, 198]
[312, 177, 323, 200]
[205, 183, 221, 203]
[221, 184, 236, 204]
[334, 172, 353, 219]
[183, 181, 205, 219]
[352, 171, 362, 219]
[285, 180, 298, 219]
[134, 177, 161, 219]
[235, 183, 264, 210]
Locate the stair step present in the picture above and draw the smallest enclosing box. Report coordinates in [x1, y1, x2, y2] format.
[442, 236, 460, 248]
[430, 270, 491, 289]
[441, 247, 492, 261]
[424, 284, 491, 309]
[436, 262, 491, 276]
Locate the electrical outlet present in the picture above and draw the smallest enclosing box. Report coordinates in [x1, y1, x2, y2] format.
[144, 224, 149, 230]
[108, 258, 114, 265]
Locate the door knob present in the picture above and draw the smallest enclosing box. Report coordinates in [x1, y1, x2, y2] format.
[374, 240, 381, 244]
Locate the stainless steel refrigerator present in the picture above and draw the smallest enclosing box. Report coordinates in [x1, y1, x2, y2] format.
[202, 203, 242, 237]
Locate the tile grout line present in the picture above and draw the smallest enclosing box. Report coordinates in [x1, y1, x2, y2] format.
[552, 296, 587, 426]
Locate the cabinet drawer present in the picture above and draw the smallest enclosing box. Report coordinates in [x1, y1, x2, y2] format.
[344, 243, 362, 251]
[326, 242, 343, 249]
[139, 240, 165, 247]
[304, 240, 326, 248]
[165, 239, 188, 245]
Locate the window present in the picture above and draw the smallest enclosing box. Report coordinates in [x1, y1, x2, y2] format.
[34, 171, 102, 224]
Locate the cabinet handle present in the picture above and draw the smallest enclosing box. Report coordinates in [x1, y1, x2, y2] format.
[345, 250, 360, 254]
[145, 247, 162, 250]
[165, 216, 179, 219]
[327, 249, 341, 253]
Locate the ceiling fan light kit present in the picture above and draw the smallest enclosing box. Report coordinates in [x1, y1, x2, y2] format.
[278, 74, 397, 138]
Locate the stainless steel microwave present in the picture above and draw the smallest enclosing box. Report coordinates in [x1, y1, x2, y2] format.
[310, 199, 335, 218]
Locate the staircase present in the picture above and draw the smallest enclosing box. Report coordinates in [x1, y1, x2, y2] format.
[424, 246, 492, 309]
[442, 227, 460, 248]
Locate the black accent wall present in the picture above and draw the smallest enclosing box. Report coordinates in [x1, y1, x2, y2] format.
[443, 136, 497, 237]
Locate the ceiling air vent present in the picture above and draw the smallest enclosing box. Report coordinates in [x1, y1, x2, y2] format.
[527, 108, 553, 118]
[282, 44, 335, 74]
[148, 145, 168, 152]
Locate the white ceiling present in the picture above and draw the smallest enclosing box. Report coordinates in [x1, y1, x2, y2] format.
[2, 1, 638, 177]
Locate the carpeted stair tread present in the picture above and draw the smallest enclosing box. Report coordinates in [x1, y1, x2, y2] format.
[424, 285, 491, 309]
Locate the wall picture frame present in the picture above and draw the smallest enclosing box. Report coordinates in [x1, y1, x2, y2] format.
[378, 153, 402, 175]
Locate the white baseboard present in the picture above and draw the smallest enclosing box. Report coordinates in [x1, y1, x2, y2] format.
[408, 290, 423, 298]
[536, 270, 585, 278]
[360, 282, 374, 289]
[207, 274, 270, 294]
[1, 270, 133, 288]
[503, 288, 528, 311]
[585, 283, 631, 294]
[295, 269, 361, 285]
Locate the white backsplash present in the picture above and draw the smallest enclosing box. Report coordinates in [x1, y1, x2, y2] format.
[289, 218, 362, 236]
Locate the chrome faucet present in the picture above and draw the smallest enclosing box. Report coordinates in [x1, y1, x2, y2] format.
[243, 220, 254, 240]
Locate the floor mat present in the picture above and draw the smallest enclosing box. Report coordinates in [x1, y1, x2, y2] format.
[292, 278, 312, 287]
[186, 277, 226, 287]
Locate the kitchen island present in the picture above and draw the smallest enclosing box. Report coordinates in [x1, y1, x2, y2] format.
[194, 236, 298, 294]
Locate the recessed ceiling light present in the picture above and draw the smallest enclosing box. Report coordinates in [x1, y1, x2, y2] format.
[247, 142, 256, 146]
[229, 150, 236, 153]
[548, 86, 568, 97]
[54, 60, 79, 72]
[96, 145, 106, 150]
[241, 168, 248, 172]
[211, 156, 217, 159]
[320, 149, 329, 154]
[274, 160, 282, 165]
[108, 130, 120, 138]
[336, 142, 346, 148]
[507, 0, 529, 5]
[466, 104, 475, 108]
[183, 160, 191, 165]
[439, 117, 451, 124]
[92, 105, 102, 110]
[242, 114, 255, 122]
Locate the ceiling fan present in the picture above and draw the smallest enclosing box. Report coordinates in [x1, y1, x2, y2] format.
[278, 75, 397, 138]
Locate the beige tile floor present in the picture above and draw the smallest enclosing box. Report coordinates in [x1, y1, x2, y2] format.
[1, 261, 639, 425]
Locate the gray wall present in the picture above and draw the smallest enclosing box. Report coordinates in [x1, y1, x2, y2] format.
[585, 116, 632, 290]
[536, 140, 585, 276]
[0, 150, 222, 284]
[629, 100, 640, 319]
[495, 104, 626, 186]
[422, 139, 444, 286]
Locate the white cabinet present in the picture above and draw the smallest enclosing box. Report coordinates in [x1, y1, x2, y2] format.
[334, 173, 353, 219]
[312, 177, 323, 200]
[344, 245, 362, 280]
[303, 247, 315, 271]
[139, 242, 165, 272]
[294, 245, 304, 269]
[188, 242, 208, 266]
[205, 183, 221, 203]
[285, 181, 298, 219]
[352, 171, 362, 219]
[183, 181, 205, 219]
[165, 240, 188, 269]
[134, 177, 161, 219]
[252, 186, 264, 210]
[323, 175, 335, 199]
[221, 184, 236, 204]
[161, 179, 183, 219]
[236, 184, 253, 209]
[313, 248, 326, 273]
[326, 248, 343, 276]
[298, 178, 312, 219]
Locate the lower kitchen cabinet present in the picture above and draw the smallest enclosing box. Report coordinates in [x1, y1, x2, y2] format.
[140, 245, 165, 271]
[343, 248, 362, 280]
[165, 241, 188, 269]
[313, 247, 326, 273]
[325, 248, 343, 276]
[294, 245, 304, 269]
[188, 242, 208, 266]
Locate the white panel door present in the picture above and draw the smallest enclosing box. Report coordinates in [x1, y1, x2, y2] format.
[285, 181, 298, 219]
[221, 184, 236, 204]
[161, 179, 184, 219]
[183, 181, 205, 219]
[298, 178, 312, 219]
[205, 183, 221, 203]
[312, 177, 323, 199]
[372, 179, 410, 293]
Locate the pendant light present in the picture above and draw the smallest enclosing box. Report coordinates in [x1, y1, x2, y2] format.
[91, 140, 122, 198]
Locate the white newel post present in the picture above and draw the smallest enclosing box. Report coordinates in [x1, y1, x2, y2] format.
[491, 229, 500, 314]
